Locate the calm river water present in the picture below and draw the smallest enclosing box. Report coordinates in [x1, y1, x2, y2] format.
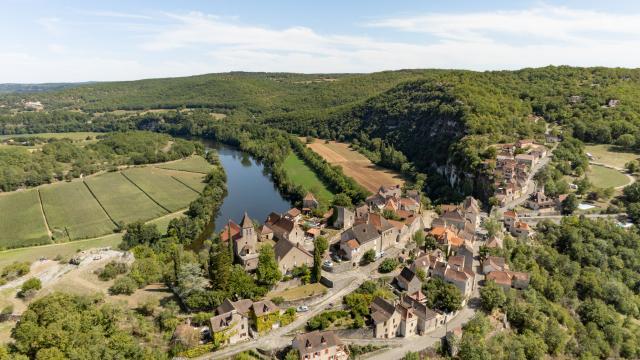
[201, 139, 291, 232]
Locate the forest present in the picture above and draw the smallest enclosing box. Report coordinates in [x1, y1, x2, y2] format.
[0, 131, 201, 191]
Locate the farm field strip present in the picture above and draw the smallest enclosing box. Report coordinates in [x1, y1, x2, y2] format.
[0, 190, 50, 248]
[122, 167, 201, 212]
[156, 155, 213, 174]
[39, 181, 116, 240]
[283, 152, 334, 204]
[151, 167, 207, 193]
[585, 144, 640, 169]
[84, 172, 168, 224]
[305, 139, 404, 193]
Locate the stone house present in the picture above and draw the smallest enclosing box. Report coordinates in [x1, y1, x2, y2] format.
[303, 192, 319, 211]
[368, 213, 396, 251]
[400, 295, 444, 334]
[292, 330, 349, 360]
[510, 221, 533, 239]
[486, 270, 530, 290]
[210, 310, 250, 346]
[370, 297, 418, 339]
[334, 206, 355, 230]
[395, 267, 422, 294]
[482, 256, 508, 274]
[339, 223, 381, 262]
[251, 300, 281, 334]
[273, 239, 314, 274]
[268, 216, 305, 244]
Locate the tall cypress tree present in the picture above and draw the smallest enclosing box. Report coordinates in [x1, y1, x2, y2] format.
[209, 239, 231, 292]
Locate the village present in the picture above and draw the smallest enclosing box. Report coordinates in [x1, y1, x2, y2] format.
[167, 183, 533, 360]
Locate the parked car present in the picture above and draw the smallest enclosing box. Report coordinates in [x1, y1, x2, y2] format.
[296, 305, 309, 312]
[323, 260, 333, 267]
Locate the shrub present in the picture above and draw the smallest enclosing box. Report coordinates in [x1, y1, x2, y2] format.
[96, 261, 128, 281]
[109, 276, 138, 295]
[271, 296, 285, 305]
[1, 262, 30, 281]
[18, 278, 41, 299]
[361, 249, 376, 265]
[378, 258, 399, 273]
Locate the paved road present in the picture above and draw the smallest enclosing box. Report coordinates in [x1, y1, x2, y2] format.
[198, 252, 393, 359]
[519, 212, 627, 225]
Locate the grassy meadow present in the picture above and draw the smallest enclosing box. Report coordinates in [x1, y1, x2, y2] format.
[0, 190, 50, 248]
[588, 164, 631, 189]
[122, 167, 200, 212]
[283, 152, 334, 204]
[585, 144, 640, 169]
[40, 181, 115, 240]
[84, 172, 168, 224]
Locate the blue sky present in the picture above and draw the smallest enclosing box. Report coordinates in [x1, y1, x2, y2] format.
[1, 0, 640, 82]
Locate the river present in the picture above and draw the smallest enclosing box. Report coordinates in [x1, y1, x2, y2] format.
[201, 139, 292, 232]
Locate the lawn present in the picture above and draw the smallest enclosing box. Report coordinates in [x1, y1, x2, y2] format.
[149, 211, 186, 233]
[0, 233, 123, 268]
[123, 167, 201, 212]
[283, 152, 334, 205]
[157, 155, 212, 174]
[588, 164, 631, 189]
[40, 181, 115, 240]
[585, 144, 640, 169]
[0, 190, 50, 249]
[268, 283, 327, 301]
[85, 172, 167, 224]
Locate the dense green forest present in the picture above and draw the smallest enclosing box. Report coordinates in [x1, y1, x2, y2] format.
[471, 216, 640, 359]
[4, 67, 640, 199]
[0, 131, 201, 191]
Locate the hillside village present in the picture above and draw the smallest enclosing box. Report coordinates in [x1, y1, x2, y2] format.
[165, 183, 533, 360]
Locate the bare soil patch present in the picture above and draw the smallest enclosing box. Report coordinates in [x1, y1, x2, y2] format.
[305, 140, 404, 192]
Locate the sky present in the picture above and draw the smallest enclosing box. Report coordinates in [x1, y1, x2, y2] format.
[1, 0, 640, 83]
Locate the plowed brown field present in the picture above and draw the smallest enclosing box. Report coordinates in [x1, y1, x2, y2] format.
[305, 140, 404, 192]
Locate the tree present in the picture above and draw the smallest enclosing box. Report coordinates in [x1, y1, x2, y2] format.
[361, 249, 376, 265]
[331, 193, 352, 207]
[412, 230, 425, 249]
[256, 245, 282, 286]
[424, 235, 437, 250]
[575, 177, 591, 195]
[623, 182, 640, 202]
[209, 241, 231, 291]
[285, 349, 300, 360]
[615, 134, 636, 148]
[312, 237, 329, 283]
[378, 258, 399, 273]
[120, 221, 161, 250]
[482, 218, 502, 238]
[109, 276, 138, 295]
[625, 160, 639, 174]
[423, 278, 462, 313]
[176, 263, 210, 298]
[480, 280, 506, 312]
[561, 193, 578, 215]
[18, 278, 41, 299]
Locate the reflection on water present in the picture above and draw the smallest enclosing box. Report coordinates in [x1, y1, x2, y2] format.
[201, 139, 291, 232]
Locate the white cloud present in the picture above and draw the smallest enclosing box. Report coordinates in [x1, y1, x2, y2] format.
[78, 10, 153, 20]
[4, 5, 640, 82]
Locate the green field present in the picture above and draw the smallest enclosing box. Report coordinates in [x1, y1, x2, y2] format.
[123, 167, 200, 212]
[283, 152, 334, 205]
[157, 155, 212, 174]
[159, 169, 207, 193]
[585, 144, 640, 169]
[0, 233, 123, 268]
[0, 132, 101, 141]
[85, 172, 168, 224]
[40, 181, 115, 240]
[588, 164, 631, 188]
[0, 190, 50, 248]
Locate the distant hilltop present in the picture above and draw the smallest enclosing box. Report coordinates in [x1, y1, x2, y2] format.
[0, 82, 93, 94]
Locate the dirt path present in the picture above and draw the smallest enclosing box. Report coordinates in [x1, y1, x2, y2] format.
[36, 189, 53, 239]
